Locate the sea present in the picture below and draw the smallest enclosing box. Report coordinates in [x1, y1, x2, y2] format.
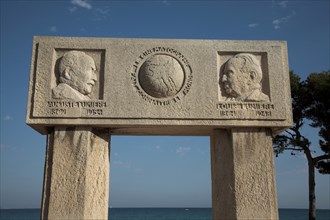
[0, 208, 329, 220]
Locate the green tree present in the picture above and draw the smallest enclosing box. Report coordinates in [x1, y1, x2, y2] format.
[273, 71, 330, 220]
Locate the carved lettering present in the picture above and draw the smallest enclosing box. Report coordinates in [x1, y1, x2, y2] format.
[219, 110, 238, 117]
[48, 109, 67, 115]
[217, 102, 275, 118]
[48, 101, 75, 108]
[76, 101, 107, 108]
[136, 89, 171, 106]
[86, 109, 103, 116]
[46, 101, 107, 117]
[256, 110, 272, 117]
[217, 103, 274, 111]
[183, 74, 193, 95]
[137, 47, 192, 70]
[172, 96, 181, 102]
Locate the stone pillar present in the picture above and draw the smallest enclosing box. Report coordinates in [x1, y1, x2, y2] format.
[40, 127, 110, 220]
[211, 128, 278, 220]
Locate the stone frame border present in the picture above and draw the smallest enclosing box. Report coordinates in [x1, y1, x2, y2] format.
[27, 37, 292, 135]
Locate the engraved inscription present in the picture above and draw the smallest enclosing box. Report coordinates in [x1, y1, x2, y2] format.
[86, 109, 103, 115]
[256, 110, 272, 117]
[217, 102, 274, 118]
[48, 109, 67, 115]
[131, 47, 193, 105]
[46, 101, 107, 117]
[220, 53, 270, 102]
[47, 101, 75, 108]
[52, 51, 97, 101]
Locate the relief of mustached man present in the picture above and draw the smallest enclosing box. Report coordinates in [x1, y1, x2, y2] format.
[52, 51, 97, 100]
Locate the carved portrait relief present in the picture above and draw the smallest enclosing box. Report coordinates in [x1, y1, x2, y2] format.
[52, 50, 97, 101]
[220, 53, 270, 102]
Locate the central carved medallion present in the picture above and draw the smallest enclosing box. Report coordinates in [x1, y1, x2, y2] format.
[130, 47, 193, 105]
[138, 55, 185, 98]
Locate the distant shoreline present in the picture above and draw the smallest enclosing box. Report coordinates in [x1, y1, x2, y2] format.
[1, 208, 330, 210]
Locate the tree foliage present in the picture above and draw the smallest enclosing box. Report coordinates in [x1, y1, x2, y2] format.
[274, 71, 310, 157]
[273, 70, 330, 220]
[306, 72, 330, 157]
[274, 70, 330, 174]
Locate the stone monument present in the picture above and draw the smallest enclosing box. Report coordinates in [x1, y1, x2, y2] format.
[26, 36, 292, 220]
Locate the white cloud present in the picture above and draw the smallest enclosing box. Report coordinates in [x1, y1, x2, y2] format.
[3, 115, 13, 121]
[278, 1, 288, 8]
[162, 0, 170, 6]
[274, 24, 280, 30]
[176, 146, 191, 154]
[69, 1, 110, 21]
[113, 160, 131, 169]
[92, 7, 110, 21]
[197, 148, 206, 155]
[1, 143, 24, 151]
[272, 10, 296, 29]
[69, 6, 77, 13]
[248, 23, 259, 28]
[113, 160, 143, 172]
[1, 144, 8, 149]
[49, 26, 57, 33]
[271, 0, 276, 8]
[155, 145, 161, 150]
[133, 167, 144, 172]
[71, 0, 92, 10]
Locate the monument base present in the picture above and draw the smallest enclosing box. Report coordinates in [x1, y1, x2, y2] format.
[41, 127, 110, 220]
[211, 128, 278, 220]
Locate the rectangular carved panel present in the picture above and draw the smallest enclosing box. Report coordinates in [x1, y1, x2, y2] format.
[26, 37, 292, 135]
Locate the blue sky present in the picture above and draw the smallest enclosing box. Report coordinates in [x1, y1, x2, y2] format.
[1, 0, 329, 209]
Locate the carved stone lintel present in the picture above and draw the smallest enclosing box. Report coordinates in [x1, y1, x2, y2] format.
[27, 37, 292, 135]
[211, 128, 278, 220]
[41, 127, 110, 220]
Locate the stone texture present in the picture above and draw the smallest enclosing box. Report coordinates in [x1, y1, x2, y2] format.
[26, 37, 292, 135]
[211, 128, 278, 220]
[41, 127, 110, 220]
